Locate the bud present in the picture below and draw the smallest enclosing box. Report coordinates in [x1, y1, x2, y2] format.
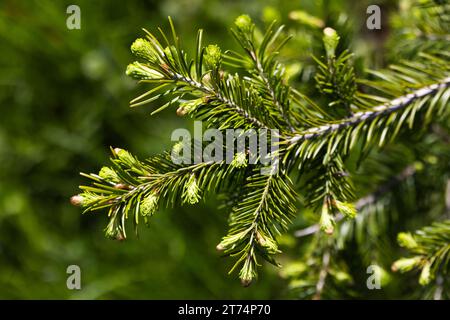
[419, 261, 432, 286]
[116, 232, 125, 241]
[255, 231, 266, 246]
[126, 61, 164, 80]
[99, 166, 120, 183]
[183, 174, 201, 204]
[334, 200, 357, 219]
[323, 27, 340, 59]
[105, 215, 125, 241]
[320, 202, 335, 235]
[176, 106, 187, 117]
[231, 152, 248, 168]
[234, 14, 253, 33]
[391, 256, 422, 272]
[397, 232, 418, 250]
[131, 38, 158, 63]
[113, 148, 135, 165]
[70, 195, 84, 206]
[204, 44, 222, 69]
[240, 271, 254, 287]
[176, 98, 202, 117]
[140, 193, 158, 216]
[256, 231, 279, 254]
[239, 259, 255, 287]
[70, 193, 99, 207]
[241, 277, 252, 287]
[216, 231, 247, 252]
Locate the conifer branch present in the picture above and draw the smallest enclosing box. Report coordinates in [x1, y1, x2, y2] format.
[392, 220, 450, 287]
[72, 148, 242, 239]
[217, 170, 297, 285]
[295, 164, 417, 237]
[169, 71, 266, 128]
[72, 5, 450, 288]
[248, 25, 294, 131]
[288, 77, 450, 144]
[227, 16, 295, 132]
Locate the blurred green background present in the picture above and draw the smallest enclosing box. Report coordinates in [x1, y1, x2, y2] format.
[0, 0, 391, 299]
